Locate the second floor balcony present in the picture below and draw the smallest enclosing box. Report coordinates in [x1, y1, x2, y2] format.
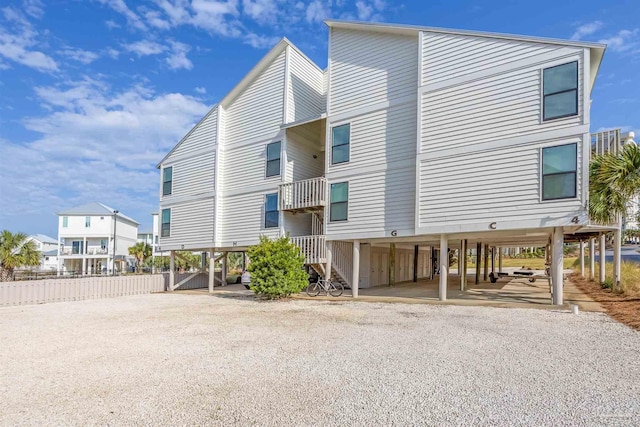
[279, 177, 327, 212]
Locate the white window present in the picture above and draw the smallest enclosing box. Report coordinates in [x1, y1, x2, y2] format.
[542, 144, 577, 200]
[543, 62, 578, 121]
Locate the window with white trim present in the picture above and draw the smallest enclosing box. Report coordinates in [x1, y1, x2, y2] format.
[542, 143, 577, 200]
[331, 124, 350, 164]
[162, 167, 173, 196]
[264, 193, 279, 228]
[161, 209, 171, 237]
[543, 61, 578, 121]
[266, 141, 281, 177]
[330, 182, 348, 221]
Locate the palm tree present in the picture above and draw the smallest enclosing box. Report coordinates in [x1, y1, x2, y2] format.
[589, 143, 640, 225]
[0, 231, 41, 282]
[128, 242, 152, 272]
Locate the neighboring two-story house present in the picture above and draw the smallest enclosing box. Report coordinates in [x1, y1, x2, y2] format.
[26, 234, 59, 271]
[56, 202, 139, 274]
[157, 20, 611, 305]
[137, 212, 161, 256]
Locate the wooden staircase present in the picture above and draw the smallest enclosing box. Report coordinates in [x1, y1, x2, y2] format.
[290, 235, 353, 289]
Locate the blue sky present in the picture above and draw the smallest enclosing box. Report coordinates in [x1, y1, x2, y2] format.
[0, 0, 638, 237]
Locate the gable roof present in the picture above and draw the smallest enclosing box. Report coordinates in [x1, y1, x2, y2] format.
[157, 37, 323, 168]
[43, 249, 58, 256]
[29, 234, 58, 245]
[325, 20, 606, 92]
[56, 202, 139, 225]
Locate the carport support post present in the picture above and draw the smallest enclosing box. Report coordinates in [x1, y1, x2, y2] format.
[459, 239, 467, 291]
[169, 250, 175, 291]
[325, 241, 333, 281]
[221, 252, 228, 286]
[439, 235, 448, 301]
[614, 227, 622, 292]
[490, 247, 495, 274]
[475, 242, 481, 284]
[589, 238, 595, 279]
[551, 227, 564, 305]
[483, 243, 489, 282]
[413, 245, 418, 283]
[579, 240, 585, 277]
[389, 243, 396, 287]
[599, 234, 606, 284]
[208, 249, 215, 294]
[498, 247, 503, 273]
[352, 240, 360, 298]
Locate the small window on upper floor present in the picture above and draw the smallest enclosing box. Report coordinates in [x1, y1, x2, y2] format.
[330, 182, 349, 221]
[62, 216, 68, 228]
[542, 143, 577, 200]
[162, 166, 173, 196]
[543, 61, 578, 121]
[161, 209, 171, 237]
[331, 124, 350, 164]
[85, 216, 91, 228]
[264, 193, 279, 228]
[266, 141, 281, 177]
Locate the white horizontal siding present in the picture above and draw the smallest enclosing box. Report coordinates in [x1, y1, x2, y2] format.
[158, 198, 215, 250]
[221, 140, 282, 193]
[218, 192, 280, 247]
[330, 28, 418, 115]
[284, 212, 312, 237]
[321, 69, 327, 114]
[287, 48, 323, 123]
[329, 101, 416, 173]
[169, 106, 217, 159]
[166, 150, 215, 198]
[225, 50, 285, 144]
[326, 166, 415, 236]
[286, 126, 324, 182]
[422, 32, 560, 85]
[421, 32, 584, 153]
[418, 137, 584, 228]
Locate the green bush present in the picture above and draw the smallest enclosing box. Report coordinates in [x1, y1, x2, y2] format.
[246, 235, 308, 299]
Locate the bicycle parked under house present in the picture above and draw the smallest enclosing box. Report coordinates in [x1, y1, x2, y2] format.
[306, 277, 344, 297]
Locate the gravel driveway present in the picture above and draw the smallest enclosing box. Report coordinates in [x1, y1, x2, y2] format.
[1, 293, 639, 426]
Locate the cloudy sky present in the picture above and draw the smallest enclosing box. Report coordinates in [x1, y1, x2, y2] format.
[0, 0, 638, 237]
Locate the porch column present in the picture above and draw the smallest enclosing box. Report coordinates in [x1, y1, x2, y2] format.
[352, 240, 360, 298]
[599, 234, 606, 284]
[413, 245, 418, 283]
[498, 247, 503, 273]
[475, 242, 481, 284]
[389, 243, 396, 287]
[169, 250, 175, 291]
[483, 243, 489, 282]
[459, 239, 467, 291]
[551, 227, 564, 305]
[439, 235, 448, 301]
[614, 227, 622, 292]
[221, 252, 228, 286]
[208, 249, 215, 294]
[325, 241, 333, 281]
[82, 257, 87, 276]
[579, 240, 585, 277]
[490, 247, 495, 274]
[589, 238, 595, 279]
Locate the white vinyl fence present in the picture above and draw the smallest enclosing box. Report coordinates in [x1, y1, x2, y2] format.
[0, 275, 165, 307]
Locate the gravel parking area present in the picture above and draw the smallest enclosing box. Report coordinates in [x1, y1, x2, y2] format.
[1, 293, 639, 426]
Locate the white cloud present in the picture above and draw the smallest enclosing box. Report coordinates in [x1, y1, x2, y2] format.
[0, 6, 58, 71]
[59, 47, 100, 64]
[144, 9, 172, 29]
[96, 0, 147, 30]
[194, 86, 206, 94]
[165, 40, 192, 70]
[105, 47, 120, 59]
[0, 79, 209, 219]
[355, 0, 385, 21]
[571, 21, 603, 40]
[105, 19, 121, 29]
[123, 39, 167, 56]
[242, 0, 277, 24]
[23, 0, 45, 19]
[599, 29, 640, 53]
[306, 0, 329, 24]
[243, 32, 280, 49]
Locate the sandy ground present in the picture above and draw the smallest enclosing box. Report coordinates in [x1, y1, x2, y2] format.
[1, 293, 639, 426]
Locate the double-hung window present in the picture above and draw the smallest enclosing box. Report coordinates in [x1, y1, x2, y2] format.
[162, 167, 173, 196]
[330, 182, 348, 221]
[264, 193, 279, 228]
[62, 216, 68, 228]
[331, 124, 350, 164]
[161, 209, 171, 237]
[543, 61, 578, 121]
[542, 144, 577, 200]
[266, 141, 281, 177]
[85, 216, 91, 227]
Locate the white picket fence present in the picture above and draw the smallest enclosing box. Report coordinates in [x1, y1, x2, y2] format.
[0, 275, 165, 307]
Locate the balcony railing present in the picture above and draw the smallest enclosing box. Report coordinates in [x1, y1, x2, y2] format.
[279, 177, 327, 211]
[59, 248, 109, 256]
[591, 129, 621, 157]
[290, 235, 326, 264]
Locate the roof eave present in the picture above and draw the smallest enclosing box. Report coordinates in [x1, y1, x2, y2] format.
[324, 20, 607, 50]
